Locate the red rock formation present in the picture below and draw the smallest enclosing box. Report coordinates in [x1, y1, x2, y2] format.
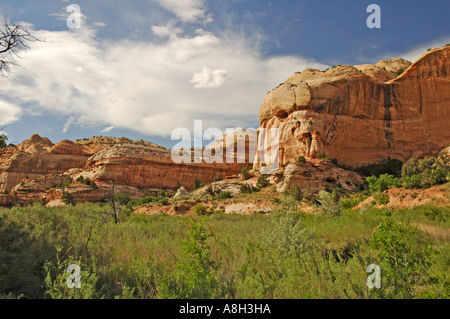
[256, 46, 450, 169]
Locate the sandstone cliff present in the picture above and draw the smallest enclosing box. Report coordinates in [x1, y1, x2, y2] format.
[0, 133, 247, 206]
[256, 46, 450, 169]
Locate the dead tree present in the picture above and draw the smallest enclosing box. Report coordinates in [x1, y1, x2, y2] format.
[0, 15, 39, 77]
[111, 181, 119, 224]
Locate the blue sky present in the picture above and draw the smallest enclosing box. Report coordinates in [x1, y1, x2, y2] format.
[0, 0, 449, 148]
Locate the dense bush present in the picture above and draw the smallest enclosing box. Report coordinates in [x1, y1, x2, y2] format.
[216, 192, 232, 200]
[284, 183, 303, 201]
[317, 190, 341, 216]
[240, 167, 251, 181]
[256, 175, 270, 189]
[0, 201, 448, 299]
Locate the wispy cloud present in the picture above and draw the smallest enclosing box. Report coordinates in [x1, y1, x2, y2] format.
[101, 126, 114, 133]
[62, 116, 75, 133]
[153, 0, 212, 23]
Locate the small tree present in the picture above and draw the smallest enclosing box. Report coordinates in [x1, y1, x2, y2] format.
[0, 133, 7, 154]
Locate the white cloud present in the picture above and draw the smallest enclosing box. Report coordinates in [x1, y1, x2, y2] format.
[0, 100, 21, 126]
[398, 37, 450, 62]
[190, 67, 228, 89]
[0, 24, 328, 137]
[153, 0, 211, 23]
[101, 126, 114, 133]
[62, 116, 75, 133]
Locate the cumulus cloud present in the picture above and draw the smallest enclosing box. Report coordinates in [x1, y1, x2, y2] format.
[0, 100, 21, 126]
[190, 67, 228, 88]
[0, 22, 328, 137]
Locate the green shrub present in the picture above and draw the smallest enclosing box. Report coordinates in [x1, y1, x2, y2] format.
[256, 175, 270, 189]
[297, 156, 306, 164]
[341, 194, 368, 209]
[192, 180, 205, 191]
[240, 167, 251, 181]
[375, 192, 390, 205]
[115, 194, 131, 206]
[61, 192, 76, 206]
[44, 248, 103, 299]
[159, 218, 221, 298]
[240, 184, 256, 194]
[403, 174, 422, 189]
[366, 174, 400, 193]
[284, 183, 303, 201]
[369, 219, 432, 298]
[216, 192, 232, 200]
[193, 204, 209, 215]
[317, 190, 341, 216]
[157, 189, 168, 198]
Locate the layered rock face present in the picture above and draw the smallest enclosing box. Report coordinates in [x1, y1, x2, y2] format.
[256, 46, 450, 169]
[0, 133, 247, 206]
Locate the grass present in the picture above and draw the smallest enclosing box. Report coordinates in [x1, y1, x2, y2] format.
[0, 198, 448, 299]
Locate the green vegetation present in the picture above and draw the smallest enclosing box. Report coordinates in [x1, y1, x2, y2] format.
[0, 133, 7, 153]
[0, 198, 448, 299]
[365, 155, 449, 193]
[395, 68, 406, 77]
[192, 180, 205, 191]
[256, 175, 270, 189]
[240, 167, 251, 181]
[297, 156, 306, 164]
[76, 176, 98, 189]
[284, 183, 303, 201]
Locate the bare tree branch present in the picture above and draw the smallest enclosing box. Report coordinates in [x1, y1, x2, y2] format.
[0, 15, 40, 77]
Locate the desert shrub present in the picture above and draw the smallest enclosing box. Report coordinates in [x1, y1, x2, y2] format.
[115, 193, 131, 206]
[62, 192, 76, 206]
[216, 192, 232, 200]
[297, 156, 306, 164]
[366, 174, 400, 193]
[403, 174, 422, 189]
[374, 192, 390, 205]
[240, 184, 256, 194]
[317, 190, 341, 216]
[157, 189, 168, 198]
[159, 218, 222, 299]
[341, 194, 368, 209]
[212, 172, 223, 182]
[44, 248, 103, 299]
[369, 219, 433, 298]
[395, 68, 405, 77]
[240, 167, 251, 181]
[284, 183, 303, 201]
[192, 180, 205, 191]
[193, 204, 209, 215]
[256, 175, 270, 189]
